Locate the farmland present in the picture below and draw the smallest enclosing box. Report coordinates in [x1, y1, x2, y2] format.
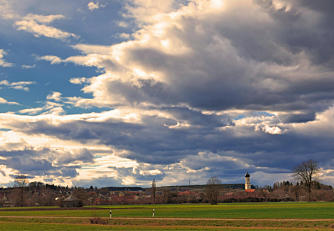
[1, 202, 334, 230]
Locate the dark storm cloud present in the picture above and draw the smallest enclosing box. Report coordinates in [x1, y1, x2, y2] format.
[2, 0, 334, 186]
[280, 112, 315, 123]
[159, 106, 233, 128]
[5, 109, 333, 175]
[56, 149, 94, 165]
[13, 118, 201, 164]
[301, 0, 334, 17]
[116, 2, 334, 113]
[59, 167, 78, 178]
[1, 156, 54, 175]
[255, 0, 334, 66]
[0, 146, 92, 179]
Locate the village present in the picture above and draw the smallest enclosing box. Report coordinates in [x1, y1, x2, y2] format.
[1, 172, 333, 207]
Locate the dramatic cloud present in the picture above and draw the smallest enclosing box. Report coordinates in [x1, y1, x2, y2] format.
[49, 0, 334, 115]
[1, 0, 334, 187]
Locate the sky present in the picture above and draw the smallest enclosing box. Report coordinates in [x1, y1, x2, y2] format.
[1, 0, 334, 188]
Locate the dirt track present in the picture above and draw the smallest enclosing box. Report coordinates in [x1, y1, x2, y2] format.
[1, 216, 333, 230]
[0, 220, 332, 231]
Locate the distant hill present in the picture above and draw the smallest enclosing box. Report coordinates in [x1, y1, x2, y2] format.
[101, 186, 144, 191]
[159, 184, 245, 191]
[100, 184, 245, 192]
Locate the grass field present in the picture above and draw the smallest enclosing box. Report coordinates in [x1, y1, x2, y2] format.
[1, 202, 334, 230]
[3, 222, 319, 231]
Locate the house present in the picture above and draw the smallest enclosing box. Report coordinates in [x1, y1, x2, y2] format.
[0, 193, 15, 207]
[60, 195, 83, 207]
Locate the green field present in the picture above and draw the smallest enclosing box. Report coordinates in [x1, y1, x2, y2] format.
[2, 222, 316, 231]
[1, 202, 334, 230]
[1, 202, 334, 219]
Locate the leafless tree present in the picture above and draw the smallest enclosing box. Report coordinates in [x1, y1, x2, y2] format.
[13, 175, 27, 188]
[13, 175, 28, 206]
[206, 177, 221, 205]
[293, 160, 319, 201]
[151, 178, 156, 204]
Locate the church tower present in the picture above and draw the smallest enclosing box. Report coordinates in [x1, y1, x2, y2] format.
[245, 172, 251, 190]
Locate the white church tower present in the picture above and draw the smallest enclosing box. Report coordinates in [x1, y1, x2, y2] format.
[245, 172, 251, 190]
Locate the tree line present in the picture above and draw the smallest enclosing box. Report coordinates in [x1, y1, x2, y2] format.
[0, 159, 332, 207]
[205, 159, 329, 204]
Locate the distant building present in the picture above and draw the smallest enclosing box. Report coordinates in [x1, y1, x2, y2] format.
[61, 195, 83, 207]
[1, 193, 15, 207]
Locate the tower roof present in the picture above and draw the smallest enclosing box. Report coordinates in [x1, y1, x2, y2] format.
[245, 172, 250, 177]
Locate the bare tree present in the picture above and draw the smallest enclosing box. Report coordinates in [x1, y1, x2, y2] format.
[206, 177, 221, 205]
[13, 175, 28, 206]
[293, 160, 319, 201]
[13, 175, 28, 188]
[151, 178, 156, 204]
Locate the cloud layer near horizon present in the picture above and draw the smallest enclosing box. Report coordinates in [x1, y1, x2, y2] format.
[1, 0, 334, 188]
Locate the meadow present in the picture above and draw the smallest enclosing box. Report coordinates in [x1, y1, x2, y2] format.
[1, 202, 334, 230]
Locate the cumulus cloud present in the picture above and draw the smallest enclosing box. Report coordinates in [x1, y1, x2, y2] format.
[15, 14, 78, 39]
[0, 127, 111, 186]
[53, 0, 334, 115]
[0, 49, 13, 67]
[2, 0, 334, 187]
[46, 0, 334, 185]
[1, 103, 334, 186]
[125, 0, 175, 24]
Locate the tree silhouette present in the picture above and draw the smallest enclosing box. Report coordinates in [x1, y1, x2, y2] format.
[206, 177, 221, 205]
[293, 160, 319, 201]
[151, 178, 156, 204]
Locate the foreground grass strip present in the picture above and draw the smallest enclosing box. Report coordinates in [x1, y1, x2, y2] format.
[1, 217, 334, 230]
[0, 202, 333, 230]
[0, 222, 331, 231]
